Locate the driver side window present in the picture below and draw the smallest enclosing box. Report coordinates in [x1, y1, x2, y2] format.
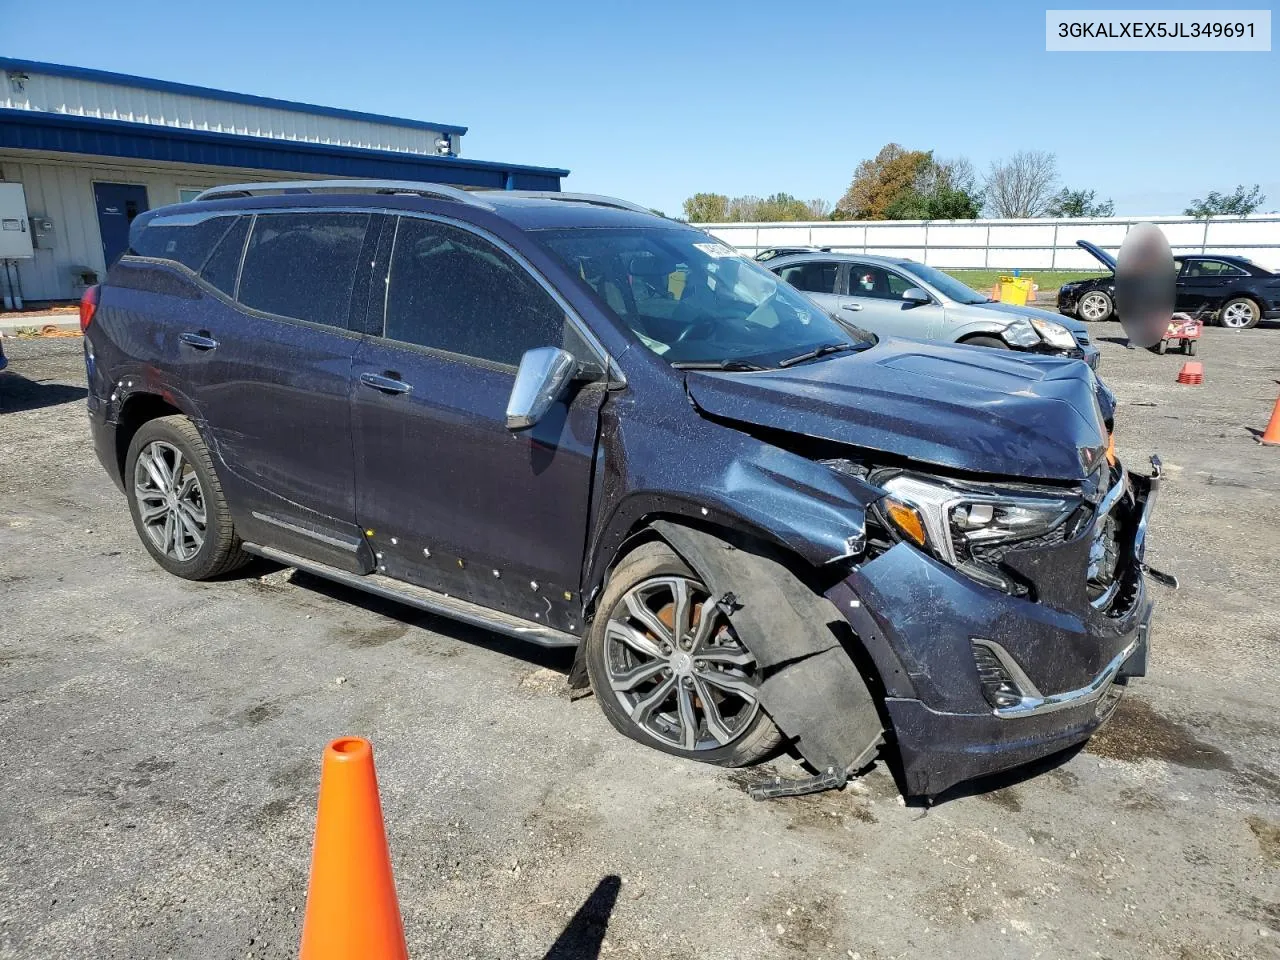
[383, 217, 569, 367]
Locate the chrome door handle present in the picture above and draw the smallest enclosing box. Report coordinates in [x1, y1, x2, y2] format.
[841, 303, 863, 312]
[359, 372, 413, 395]
[179, 332, 219, 350]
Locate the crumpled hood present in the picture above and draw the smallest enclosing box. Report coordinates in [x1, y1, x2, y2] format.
[686, 338, 1109, 481]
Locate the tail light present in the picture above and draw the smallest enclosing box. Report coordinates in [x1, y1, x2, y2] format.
[79, 284, 100, 332]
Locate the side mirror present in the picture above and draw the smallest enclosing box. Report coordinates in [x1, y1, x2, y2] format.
[506, 346, 578, 431]
[902, 287, 931, 305]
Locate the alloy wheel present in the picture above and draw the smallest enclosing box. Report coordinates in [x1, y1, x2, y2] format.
[134, 440, 207, 561]
[603, 575, 761, 751]
[1221, 301, 1255, 328]
[1080, 293, 1109, 321]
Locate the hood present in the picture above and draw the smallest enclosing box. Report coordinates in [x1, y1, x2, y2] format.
[950, 299, 1089, 336]
[686, 338, 1109, 481]
[1077, 239, 1117, 273]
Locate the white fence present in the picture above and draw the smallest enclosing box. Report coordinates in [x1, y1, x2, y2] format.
[702, 214, 1280, 272]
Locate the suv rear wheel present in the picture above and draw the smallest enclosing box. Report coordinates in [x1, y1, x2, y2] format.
[125, 415, 249, 580]
[585, 541, 782, 766]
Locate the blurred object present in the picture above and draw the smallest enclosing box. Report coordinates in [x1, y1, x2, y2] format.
[998, 276, 1033, 306]
[1116, 224, 1175, 348]
[299, 737, 407, 960]
[1151, 313, 1202, 356]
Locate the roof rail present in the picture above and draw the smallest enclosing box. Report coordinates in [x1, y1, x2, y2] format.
[192, 179, 494, 209]
[494, 191, 654, 215]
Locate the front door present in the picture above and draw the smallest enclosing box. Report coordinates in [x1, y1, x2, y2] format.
[838, 262, 943, 339]
[94, 182, 149, 267]
[351, 215, 605, 632]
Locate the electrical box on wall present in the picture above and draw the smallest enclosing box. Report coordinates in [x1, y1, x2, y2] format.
[0, 182, 35, 259]
[31, 216, 55, 249]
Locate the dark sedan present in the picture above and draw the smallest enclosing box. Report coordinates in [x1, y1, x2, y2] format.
[1059, 240, 1280, 329]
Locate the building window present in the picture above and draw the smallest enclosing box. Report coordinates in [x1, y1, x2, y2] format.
[178, 189, 203, 204]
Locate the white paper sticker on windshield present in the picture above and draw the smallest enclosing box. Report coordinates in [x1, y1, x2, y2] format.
[693, 242, 739, 259]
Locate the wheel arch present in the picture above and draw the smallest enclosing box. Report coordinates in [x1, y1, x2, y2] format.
[115, 391, 190, 482]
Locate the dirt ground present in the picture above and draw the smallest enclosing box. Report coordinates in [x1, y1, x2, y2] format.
[1, 327, 1277, 960]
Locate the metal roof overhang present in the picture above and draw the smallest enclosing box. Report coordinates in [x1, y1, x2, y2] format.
[0, 109, 568, 190]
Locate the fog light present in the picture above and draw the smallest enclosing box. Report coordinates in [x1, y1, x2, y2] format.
[971, 641, 1024, 710]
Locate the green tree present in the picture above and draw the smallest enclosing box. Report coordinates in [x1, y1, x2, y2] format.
[1046, 188, 1115, 217]
[1184, 184, 1265, 218]
[682, 192, 730, 222]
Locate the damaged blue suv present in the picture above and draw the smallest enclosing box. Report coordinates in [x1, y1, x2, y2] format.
[83, 181, 1166, 798]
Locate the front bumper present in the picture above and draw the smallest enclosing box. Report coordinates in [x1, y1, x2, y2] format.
[828, 458, 1160, 797]
[1070, 342, 1101, 370]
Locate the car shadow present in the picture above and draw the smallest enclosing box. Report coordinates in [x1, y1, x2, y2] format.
[541, 875, 621, 960]
[1097, 336, 1134, 347]
[246, 560, 576, 673]
[0, 372, 88, 414]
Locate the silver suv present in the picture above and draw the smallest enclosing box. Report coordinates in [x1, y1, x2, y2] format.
[764, 252, 1099, 369]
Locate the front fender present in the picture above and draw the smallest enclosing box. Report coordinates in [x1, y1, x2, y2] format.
[582, 410, 881, 603]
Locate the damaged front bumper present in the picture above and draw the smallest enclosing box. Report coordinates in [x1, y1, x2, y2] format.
[828, 457, 1163, 798]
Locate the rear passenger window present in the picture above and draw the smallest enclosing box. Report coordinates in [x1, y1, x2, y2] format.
[777, 261, 839, 294]
[198, 217, 249, 296]
[131, 214, 243, 275]
[383, 217, 566, 367]
[238, 213, 370, 328]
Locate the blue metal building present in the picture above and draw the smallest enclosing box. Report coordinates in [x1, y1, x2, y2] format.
[0, 58, 569, 302]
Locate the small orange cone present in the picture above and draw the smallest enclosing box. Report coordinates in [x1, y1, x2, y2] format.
[299, 737, 408, 960]
[1261, 395, 1280, 446]
[990, 283, 1002, 302]
[1176, 361, 1204, 386]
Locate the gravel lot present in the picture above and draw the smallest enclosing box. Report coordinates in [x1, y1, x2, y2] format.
[1, 328, 1277, 960]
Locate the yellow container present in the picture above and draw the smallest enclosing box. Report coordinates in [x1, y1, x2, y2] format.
[998, 275, 1033, 306]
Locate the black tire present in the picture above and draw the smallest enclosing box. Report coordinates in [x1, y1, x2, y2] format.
[1076, 290, 1114, 323]
[1218, 297, 1260, 330]
[585, 541, 782, 767]
[1155, 339, 1168, 355]
[125, 415, 250, 580]
[1184, 339, 1197, 356]
[962, 335, 1010, 350]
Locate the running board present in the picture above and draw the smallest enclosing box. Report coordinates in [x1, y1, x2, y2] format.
[241, 543, 580, 648]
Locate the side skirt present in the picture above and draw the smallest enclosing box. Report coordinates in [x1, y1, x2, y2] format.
[241, 543, 580, 649]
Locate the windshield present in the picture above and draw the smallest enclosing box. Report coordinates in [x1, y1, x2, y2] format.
[902, 262, 991, 305]
[537, 227, 873, 367]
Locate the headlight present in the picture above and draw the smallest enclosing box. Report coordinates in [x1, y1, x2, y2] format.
[1029, 317, 1078, 350]
[1002, 318, 1041, 347]
[879, 473, 1079, 592]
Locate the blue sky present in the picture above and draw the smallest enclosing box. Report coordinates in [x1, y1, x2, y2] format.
[7, 0, 1278, 217]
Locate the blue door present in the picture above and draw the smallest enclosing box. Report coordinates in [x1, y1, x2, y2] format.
[93, 183, 149, 267]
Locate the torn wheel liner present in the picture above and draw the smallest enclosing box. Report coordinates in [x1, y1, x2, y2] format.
[652, 521, 884, 777]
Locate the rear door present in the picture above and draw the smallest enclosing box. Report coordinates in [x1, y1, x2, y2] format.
[350, 214, 606, 630]
[182, 209, 381, 570]
[837, 262, 942, 339]
[1176, 258, 1247, 314]
[773, 259, 843, 315]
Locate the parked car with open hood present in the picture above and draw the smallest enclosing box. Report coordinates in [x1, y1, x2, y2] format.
[1059, 239, 1280, 329]
[765, 251, 1100, 368]
[83, 181, 1167, 799]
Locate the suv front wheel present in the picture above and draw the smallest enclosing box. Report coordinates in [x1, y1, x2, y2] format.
[585, 541, 782, 766]
[125, 415, 250, 580]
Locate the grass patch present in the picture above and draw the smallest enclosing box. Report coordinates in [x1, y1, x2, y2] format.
[944, 270, 1107, 295]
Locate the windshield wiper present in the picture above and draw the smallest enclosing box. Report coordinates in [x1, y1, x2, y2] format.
[777, 342, 861, 368]
[671, 358, 768, 371]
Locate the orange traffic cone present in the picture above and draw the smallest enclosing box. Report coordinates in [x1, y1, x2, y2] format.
[1261, 395, 1280, 446]
[299, 737, 408, 960]
[1176, 361, 1204, 385]
[990, 283, 1002, 302]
